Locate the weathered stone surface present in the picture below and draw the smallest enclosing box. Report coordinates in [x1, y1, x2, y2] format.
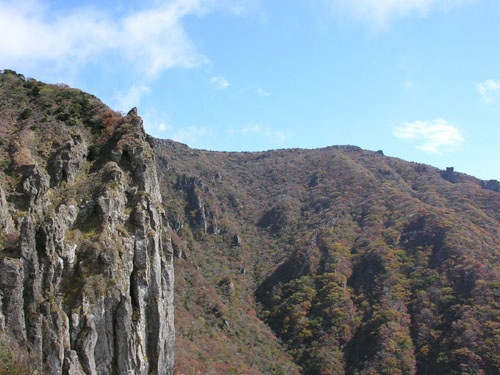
[308, 172, 320, 187]
[0, 291, 4, 331]
[64, 350, 85, 375]
[0, 258, 26, 343]
[482, 179, 500, 192]
[441, 167, 459, 183]
[0, 113, 174, 374]
[199, 207, 208, 233]
[0, 179, 14, 233]
[22, 164, 50, 209]
[209, 219, 219, 235]
[53, 134, 88, 186]
[233, 234, 242, 247]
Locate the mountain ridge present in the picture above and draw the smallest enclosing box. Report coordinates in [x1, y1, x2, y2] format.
[150, 134, 499, 374]
[1, 70, 499, 375]
[151, 136, 500, 189]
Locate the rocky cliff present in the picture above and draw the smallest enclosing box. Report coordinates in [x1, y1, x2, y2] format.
[0, 71, 174, 374]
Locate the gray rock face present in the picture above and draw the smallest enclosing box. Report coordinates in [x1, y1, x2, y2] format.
[441, 167, 459, 183]
[0, 113, 174, 374]
[199, 207, 208, 233]
[482, 179, 500, 192]
[0, 258, 26, 342]
[308, 173, 319, 187]
[53, 134, 88, 186]
[22, 165, 50, 209]
[233, 234, 242, 247]
[0, 180, 14, 233]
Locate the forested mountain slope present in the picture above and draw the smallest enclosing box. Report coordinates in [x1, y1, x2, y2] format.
[152, 138, 500, 375]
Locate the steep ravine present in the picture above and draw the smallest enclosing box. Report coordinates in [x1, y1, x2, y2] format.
[0, 71, 174, 374]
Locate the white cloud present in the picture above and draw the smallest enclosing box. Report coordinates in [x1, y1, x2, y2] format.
[210, 76, 231, 90]
[141, 109, 173, 135]
[158, 122, 170, 132]
[114, 84, 151, 112]
[230, 123, 291, 143]
[0, 0, 217, 77]
[257, 88, 271, 97]
[476, 79, 500, 104]
[326, 0, 469, 27]
[393, 118, 464, 153]
[170, 126, 209, 145]
[142, 109, 208, 145]
[404, 80, 414, 91]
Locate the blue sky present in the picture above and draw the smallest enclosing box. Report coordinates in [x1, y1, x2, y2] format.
[1, 0, 499, 180]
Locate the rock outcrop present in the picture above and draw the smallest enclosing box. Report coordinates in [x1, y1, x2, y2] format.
[441, 166, 459, 183]
[482, 179, 500, 192]
[0, 76, 174, 375]
[52, 134, 88, 186]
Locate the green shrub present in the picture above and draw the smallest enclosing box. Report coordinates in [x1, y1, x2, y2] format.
[29, 85, 40, 97]
[56, 112, 70, 122]
[87, 144, 100, 162]
[18, 108, 31, 120]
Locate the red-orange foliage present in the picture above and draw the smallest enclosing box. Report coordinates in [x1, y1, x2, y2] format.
[99, 110, 123, 143]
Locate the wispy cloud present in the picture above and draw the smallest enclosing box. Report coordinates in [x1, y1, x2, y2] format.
[393, 118, 464, 153]
[114, 84, 151, 112]
[142, 109, 209, 145]
[476, 79, 500, 104]
[326, 0, 469, 27]
[210, 76, 231, 90]
[229, 123, 291, 143]
[404, 80, 414, 91]
[170, 126, 209, 145]
[141, 109, 173, 135]
[257, 88, 271, 97]
[0, 0, 233, 77]
[158, 122, 169, 132]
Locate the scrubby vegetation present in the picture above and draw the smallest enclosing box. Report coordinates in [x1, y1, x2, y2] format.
[0, 332, 44, 375]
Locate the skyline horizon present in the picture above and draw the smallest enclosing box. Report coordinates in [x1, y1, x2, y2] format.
[1, 0, 499, 180]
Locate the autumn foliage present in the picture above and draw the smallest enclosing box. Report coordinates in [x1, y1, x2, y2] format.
[99, 110, 124, 143]
[154, 139, 500, 375]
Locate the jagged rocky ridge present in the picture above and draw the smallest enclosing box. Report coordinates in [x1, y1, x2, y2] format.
[0, 71, 174, 374]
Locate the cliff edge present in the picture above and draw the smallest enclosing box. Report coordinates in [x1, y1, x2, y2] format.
[0, 70, 174, 374]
